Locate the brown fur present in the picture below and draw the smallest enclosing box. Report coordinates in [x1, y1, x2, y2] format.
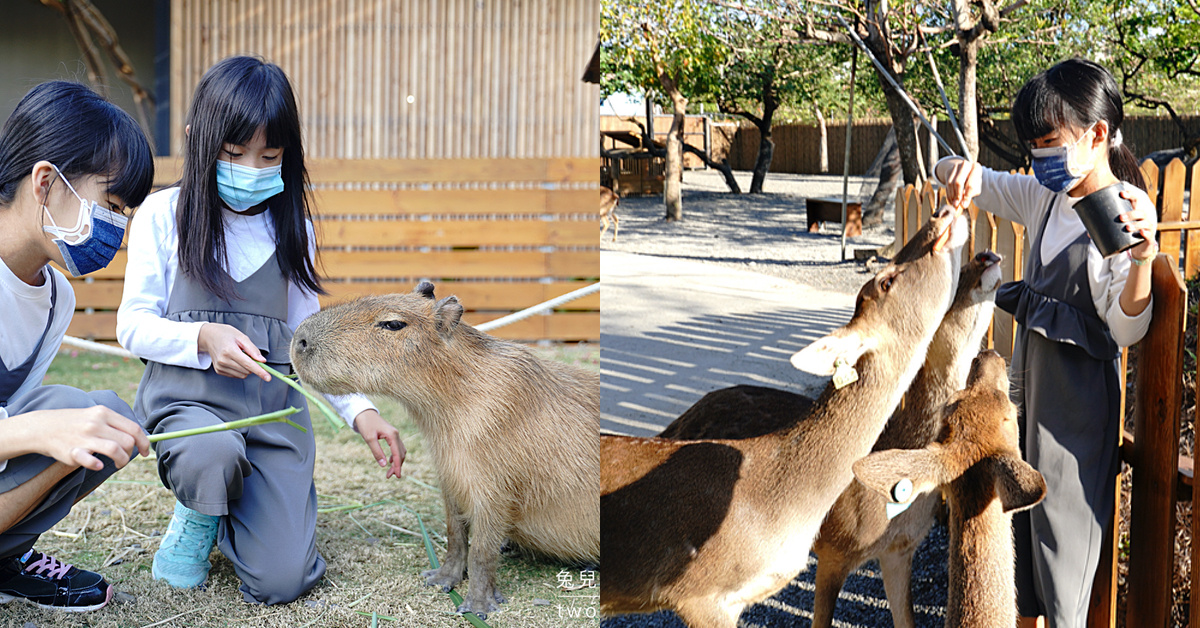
[290, 285, 598, 618]
[658, 251, 1003, 628]
[853, 350, 1047, 628]
[601, 186, 620, 242]
[601, 207, 967, 628]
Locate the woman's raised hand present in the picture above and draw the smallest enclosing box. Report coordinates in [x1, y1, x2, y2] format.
[941, 157, 982, 214]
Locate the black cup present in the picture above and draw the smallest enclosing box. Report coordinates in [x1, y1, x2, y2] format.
[1074, 183, 1144, 258]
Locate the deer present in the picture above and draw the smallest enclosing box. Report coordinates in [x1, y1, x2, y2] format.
[656, 250, 1003, 628]
[853, 349, 1047, 628]
[601, 185, 619, 242]
[600, 205, 968, 628]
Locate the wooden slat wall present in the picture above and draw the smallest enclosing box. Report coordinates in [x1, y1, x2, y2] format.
[66, 157, 600, 343]
[170, 0, 599, 159]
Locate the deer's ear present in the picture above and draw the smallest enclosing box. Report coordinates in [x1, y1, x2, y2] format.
[990, 455, 1047, 513]
[853, 447, 947, 503]
[790, 331, 874, 376]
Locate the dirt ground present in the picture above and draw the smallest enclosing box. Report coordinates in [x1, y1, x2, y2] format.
[3, 344, 599, 628]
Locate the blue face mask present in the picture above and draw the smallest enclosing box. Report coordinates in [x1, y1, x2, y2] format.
[216, 160, 285, 211]
[42, 164, 127, 277]
[1029, 126, 1096, 193]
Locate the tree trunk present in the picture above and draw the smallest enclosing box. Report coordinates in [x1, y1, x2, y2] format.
[815, 105, 828, 174]
[956, 14, 981, 159]
[881, 82, 923, 186]
[682, 143, 741, 193]
[862, 127, 901, 227]
[750, 132, 774, 194]
[660, 75, 688, 221]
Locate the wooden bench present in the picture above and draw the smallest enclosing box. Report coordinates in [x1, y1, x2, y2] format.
[805, 197, 862, 237]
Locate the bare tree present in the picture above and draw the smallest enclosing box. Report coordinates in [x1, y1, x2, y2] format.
[37, 0, 156, 142]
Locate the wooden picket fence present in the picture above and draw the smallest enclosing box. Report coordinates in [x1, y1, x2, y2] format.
[895, 157, 1198, 627]
[64, 157, 600, 344]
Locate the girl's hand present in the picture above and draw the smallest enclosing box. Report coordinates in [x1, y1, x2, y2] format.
[941, 157, 982, 213]
[14, 407, 151, 471]
[198, 323, 271, 380]
[354, 409, 405, 479]
[1119, 188, 1159, 263]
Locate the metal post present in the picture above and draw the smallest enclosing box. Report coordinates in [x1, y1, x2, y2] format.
[840, 46, 858, 260]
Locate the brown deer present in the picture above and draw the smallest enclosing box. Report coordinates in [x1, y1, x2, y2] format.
[657, 251, 1003, 628]
[601, 185, 619, 242]
[600, 206, 967, 628]
[289, 284, 598, 619]
[854, 349, 1046, 628]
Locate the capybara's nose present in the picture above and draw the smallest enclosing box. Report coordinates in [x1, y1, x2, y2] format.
[293, 333, 308, 355]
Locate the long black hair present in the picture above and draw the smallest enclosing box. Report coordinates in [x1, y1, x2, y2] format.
[1011, 57, 1146, 192]
[0, 81, 153, 209]
[177, 55, 322, 302]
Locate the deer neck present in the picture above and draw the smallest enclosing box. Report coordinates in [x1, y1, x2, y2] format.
[877, 300, 995, 451]
[946, 482, 1016, 627]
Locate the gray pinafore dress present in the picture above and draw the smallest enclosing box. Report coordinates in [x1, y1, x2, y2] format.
[0, 269, 140, 558]
[997, 197, 1122, 627]
[134, 254, 325, 605]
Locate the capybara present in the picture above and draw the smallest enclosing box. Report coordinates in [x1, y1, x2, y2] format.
[290, 282, 599, 618]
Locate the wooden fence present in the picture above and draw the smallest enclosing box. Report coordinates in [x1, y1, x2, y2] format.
[739, 115, 1200, 176]
[895, 158, 1198, 626]
[64, 157, 600, 344]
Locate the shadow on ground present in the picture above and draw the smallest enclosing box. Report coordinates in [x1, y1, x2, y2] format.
[601, 305, 852, 436]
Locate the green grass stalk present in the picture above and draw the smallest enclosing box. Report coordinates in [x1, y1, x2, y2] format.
[258, 362, 344, 430]
[416, 511, 492, 628]
[148, 407, 305, 443]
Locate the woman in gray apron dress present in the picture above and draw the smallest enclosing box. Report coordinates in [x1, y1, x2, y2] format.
[116, 56, 404, 606]
[938, 58, 1157, 627]
[0, 81, 154, 612]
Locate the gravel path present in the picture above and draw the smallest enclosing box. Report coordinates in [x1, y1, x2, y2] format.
[601, 171, 897, 295]
[600, 169, 950, 628]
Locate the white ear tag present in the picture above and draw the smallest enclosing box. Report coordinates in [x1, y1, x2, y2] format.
[886, 501, 914, 519]
[832, 357, 859, 389]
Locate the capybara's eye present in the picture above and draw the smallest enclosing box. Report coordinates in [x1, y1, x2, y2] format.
[377, 320, 407, 331]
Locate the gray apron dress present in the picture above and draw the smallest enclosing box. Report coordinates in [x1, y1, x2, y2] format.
[134, 254, 325, 605]
[997, 197, 1122, 627]
[0, 269, 139, 558]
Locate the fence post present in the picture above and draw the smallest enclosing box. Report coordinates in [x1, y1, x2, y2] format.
[1126, 254, 1186, 626]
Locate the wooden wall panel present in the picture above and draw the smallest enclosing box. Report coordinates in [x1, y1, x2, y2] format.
[170, 0, 599, 160]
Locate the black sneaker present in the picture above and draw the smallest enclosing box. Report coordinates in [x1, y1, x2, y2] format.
[0, 550, 113, 612]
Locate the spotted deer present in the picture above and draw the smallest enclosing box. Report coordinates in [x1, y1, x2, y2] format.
[657, 250, 1003, 628]
[600, 207, 967, 628]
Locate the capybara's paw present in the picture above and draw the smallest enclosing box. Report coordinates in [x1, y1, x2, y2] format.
[421, 567, 462, 592]
[457, 594, 503, 619]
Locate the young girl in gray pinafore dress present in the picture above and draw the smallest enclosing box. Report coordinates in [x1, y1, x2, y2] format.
[937, 59, 1158, 628]
[116, 57, 405, 605]
[0, 81, 153, 612]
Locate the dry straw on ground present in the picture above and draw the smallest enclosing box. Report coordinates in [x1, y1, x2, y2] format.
[3, 344, 599, 628]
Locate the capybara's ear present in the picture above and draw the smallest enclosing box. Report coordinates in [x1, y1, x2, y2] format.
[435, 296, 463, 335]
[414, 281, 436, 300]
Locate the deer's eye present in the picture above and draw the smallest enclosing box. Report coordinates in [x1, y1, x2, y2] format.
[377, 320, 407, 331]
[880, 275, 895, 292]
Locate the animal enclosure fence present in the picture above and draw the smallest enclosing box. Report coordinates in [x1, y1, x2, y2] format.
[896, 157, 1198, 627]
[64, 157, 600, 344]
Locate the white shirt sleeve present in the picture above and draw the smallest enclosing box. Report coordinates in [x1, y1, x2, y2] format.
[116, 189, 211, 369]
[0, 405, 7, 473]
[286, 221, 377, 430]
[934, 156, 1053, 228]
[935, 157, 1154, 348]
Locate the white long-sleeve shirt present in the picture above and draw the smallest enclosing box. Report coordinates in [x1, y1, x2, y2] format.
[117, 188, 375, 428]
[0, 261, 75, 472]
[934, 157, 1153, 348]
